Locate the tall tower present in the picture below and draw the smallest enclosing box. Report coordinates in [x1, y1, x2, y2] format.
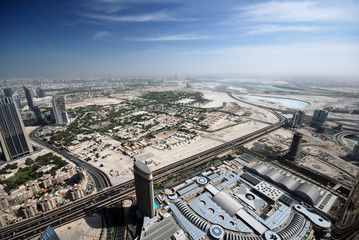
[52, 96, 67, 125]
[0, 97, 33, 161]
[312, 109, 328, 126]
[134, 161, 155, 217]
[11, 90, 22, 110]
[3, 88, 13, 98]
[23, 86, 34, 110]
[287, 132, 303, 161]
[297, 110, 305, 126]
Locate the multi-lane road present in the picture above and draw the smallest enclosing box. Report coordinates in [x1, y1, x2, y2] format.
[334, 131, 359, 153]
[0, 93, 286, 239]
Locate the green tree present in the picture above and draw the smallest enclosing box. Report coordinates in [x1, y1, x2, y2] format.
[25, 158, 34, 165]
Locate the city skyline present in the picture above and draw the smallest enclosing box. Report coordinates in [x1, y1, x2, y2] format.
[0, 0, 358, 78]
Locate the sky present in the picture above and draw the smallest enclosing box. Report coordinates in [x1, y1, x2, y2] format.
[0, 0, 358, 78]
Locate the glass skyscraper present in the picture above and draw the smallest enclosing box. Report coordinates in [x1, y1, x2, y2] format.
[0, 97, 33, 161]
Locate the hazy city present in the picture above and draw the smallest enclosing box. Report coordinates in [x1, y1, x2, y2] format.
[1, 1, 359, 240]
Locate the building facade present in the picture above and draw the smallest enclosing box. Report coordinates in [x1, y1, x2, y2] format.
[0, 97, 33, 161]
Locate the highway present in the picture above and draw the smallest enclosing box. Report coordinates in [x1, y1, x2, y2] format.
[0, 97, 286, 239]
[334, 131, 359, 153]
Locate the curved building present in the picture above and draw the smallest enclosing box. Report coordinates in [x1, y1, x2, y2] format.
[294, 183, 321, 206]
[246, 162, 322, 207]
[134, 161, 155, 217]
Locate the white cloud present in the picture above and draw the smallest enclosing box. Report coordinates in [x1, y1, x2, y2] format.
[130, 34, 210, 41]
[84, 12, 178, 22]
[240, 24, 316, 36]
[238, 1, 357, 23]
[92, 30, 110, 40]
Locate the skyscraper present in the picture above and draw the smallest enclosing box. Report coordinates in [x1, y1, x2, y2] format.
[287, 132, 303, 161]
[3, 88, 13, 98]
[312, 109, 328, 126]
[23, 86, 34, 110]
[11, 90, 22, 110]
[36, 88, 46, 98]
[0, 97, 33, 161]
[134, 160, 155, 217]
[52, 96, 67, 125]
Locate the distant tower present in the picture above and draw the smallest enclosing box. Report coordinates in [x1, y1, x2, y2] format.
[297, 110, 305, 126]
[11, 90, 22, 110]
[134, 161, 155, 217]
[52, 96, 67, 125]
[312, 109, 328, 126]
[23, 86, 34, 110]
[291, 112, 299, 128]
[352, 144, 359, 161]
[0, 97, 33, 161]
[3, 88, 13, 98]
[287, 132, 303, 161]
[175, 74, 177, 80]
[36, 88, 46, 98]
[33, 106, 43, 123]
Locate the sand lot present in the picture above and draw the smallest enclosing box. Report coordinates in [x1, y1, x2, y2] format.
[55, 213, 104, 240]
[67, 97, 123, 109]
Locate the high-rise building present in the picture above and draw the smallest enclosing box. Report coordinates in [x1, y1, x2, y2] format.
[0, 97, 33, 161]
[134, 160, 155, 217]
[312, 109, 328, 125]
[33, 106, 43, 123]
[287, 132, 303, 161]
[3, 88, 12, 98]
[352, 144, 359, 161]
[11, 90, 22, 110]
[23, 86, 34, 110]
[291, 112, 299, 128]
[36, 88, 46, 98]
[297, 110, 305, 126]
[52, 96, 67, 125]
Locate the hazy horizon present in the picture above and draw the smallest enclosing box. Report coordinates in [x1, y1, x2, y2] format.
[1, 0, 358, 78]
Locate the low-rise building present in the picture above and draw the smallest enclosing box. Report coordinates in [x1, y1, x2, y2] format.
[53, 171, 69, 184]
[40, 174, 53, 188]
[0, 212, 7, 227]
[70, 184, 84, 200]
[22, 199, 39, 218]
[10, 187, 32, 205]
[0, 193, 10, 209]
[26, 180, 41, 194]
[64, 164, 76, 177]
[40, 193, 56, 212]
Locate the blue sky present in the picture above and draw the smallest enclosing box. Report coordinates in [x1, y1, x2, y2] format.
[0, 0, 358, 78]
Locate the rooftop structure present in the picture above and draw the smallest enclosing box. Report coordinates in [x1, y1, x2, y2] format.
[145, 161, 336, 240]
[246, 162, 337, 212]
